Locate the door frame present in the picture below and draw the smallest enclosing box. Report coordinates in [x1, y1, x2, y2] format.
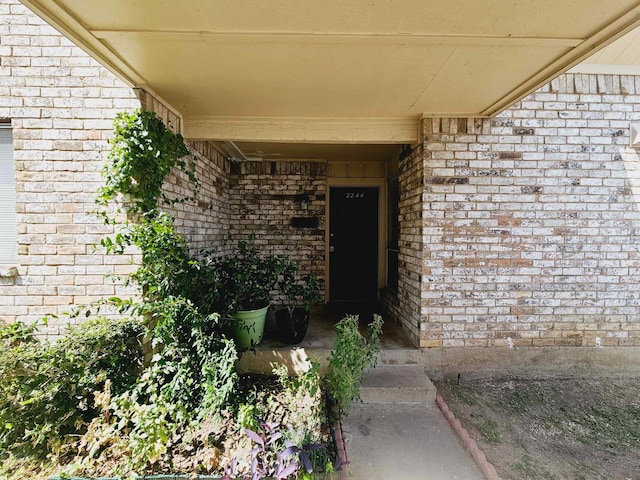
[325, 177, 387, 303]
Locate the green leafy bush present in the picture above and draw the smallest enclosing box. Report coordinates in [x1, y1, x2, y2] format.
[101, 210, 200, 304]
[43, 109, 328, 478]
[56, 317, 144, 395]
[327, 314, 384, 417]
[82, 111, 242, 473]
[205, 237, 288, 314]
[0, 317, 144, 458]
[278, 259, 324, 311]
[70, 297, 238, 475]
[145, 296, 238, 414]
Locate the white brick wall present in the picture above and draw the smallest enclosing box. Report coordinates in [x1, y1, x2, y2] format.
[418, 74, 640, 348]
[0, 0, 141, 334]
[382, 147, 424, 346]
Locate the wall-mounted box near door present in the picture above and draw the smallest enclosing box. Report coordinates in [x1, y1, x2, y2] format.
[291, 217, 319, 228]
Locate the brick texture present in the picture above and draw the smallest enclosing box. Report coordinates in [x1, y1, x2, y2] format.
[418, 74, 640, 348]
[3, 0, 640, 349]
[382, 147, 424, 346]
[163, 140, 231, 255]
[228, 160, 326, 292]
[0, 0, 141, 334]
[0, 1, 230, 333]
[136, 89, 232, 255]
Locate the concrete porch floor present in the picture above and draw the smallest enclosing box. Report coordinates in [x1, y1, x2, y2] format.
[236, 310, 420, 374]
[263, 309, 415, 350]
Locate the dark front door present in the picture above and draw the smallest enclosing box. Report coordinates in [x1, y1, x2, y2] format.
[329, 186, 379, 303]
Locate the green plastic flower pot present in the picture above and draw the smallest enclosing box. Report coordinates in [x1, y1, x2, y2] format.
[231, 305, 269, 349]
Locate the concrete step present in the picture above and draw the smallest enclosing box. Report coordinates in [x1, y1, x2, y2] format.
[236, 346, 422, 375]
[359, 363, 437, 404]
[378, 347, 422, 365]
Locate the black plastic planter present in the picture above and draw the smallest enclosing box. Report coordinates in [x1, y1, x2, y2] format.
[274, 307, 310, 345]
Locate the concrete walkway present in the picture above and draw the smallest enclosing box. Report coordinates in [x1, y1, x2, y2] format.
[341, 364, 486, 480]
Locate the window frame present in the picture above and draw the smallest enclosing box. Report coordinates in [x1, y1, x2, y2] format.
[0, 124, 17, 265]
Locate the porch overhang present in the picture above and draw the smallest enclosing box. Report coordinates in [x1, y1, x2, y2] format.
[570, 20, 640, 75]
[21, 0, 640, 144]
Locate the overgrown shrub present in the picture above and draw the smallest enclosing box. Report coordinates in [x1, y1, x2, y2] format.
[326, 314, 384, 417]
[76, 110, 243, 475]
[69, 297, 238, 475]
[204, 237, 288, 314]
[56, 316, 144, 395]
[143, 296, 238, 414]
[0, 317, 144, 458]
[17, 109, 330, 479]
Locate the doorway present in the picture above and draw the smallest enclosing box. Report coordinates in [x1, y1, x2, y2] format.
[328, 186, 379, 305]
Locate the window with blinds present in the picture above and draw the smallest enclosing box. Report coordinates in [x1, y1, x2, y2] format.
[0, 126, 17, 264]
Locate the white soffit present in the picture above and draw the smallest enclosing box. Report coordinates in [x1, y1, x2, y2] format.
[571, 24, 640, 74]
[21, 0, 640, 144]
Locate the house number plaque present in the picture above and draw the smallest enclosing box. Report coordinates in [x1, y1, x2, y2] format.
[345, 192, 365, 199]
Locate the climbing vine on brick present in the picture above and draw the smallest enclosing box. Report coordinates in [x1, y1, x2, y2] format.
[97, 109, 198, 217]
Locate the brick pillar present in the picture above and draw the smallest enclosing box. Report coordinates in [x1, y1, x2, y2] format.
[393, 143, 425, 347]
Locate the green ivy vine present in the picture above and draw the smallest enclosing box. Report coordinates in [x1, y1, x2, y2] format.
[97, 110, 198, 216]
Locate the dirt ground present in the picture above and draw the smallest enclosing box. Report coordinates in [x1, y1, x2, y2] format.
[435, 376, 640, 480]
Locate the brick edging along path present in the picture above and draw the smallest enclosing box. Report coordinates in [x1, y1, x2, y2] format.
[436, 394, 502, 480]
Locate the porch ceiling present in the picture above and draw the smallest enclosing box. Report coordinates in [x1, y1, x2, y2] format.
[21, 0, 640, 144]
[571, 23, 640, 74]
[220, 142, 403, 163]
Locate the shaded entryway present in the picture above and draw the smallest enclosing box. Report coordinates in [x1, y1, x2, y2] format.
[261, 309, 415, 351]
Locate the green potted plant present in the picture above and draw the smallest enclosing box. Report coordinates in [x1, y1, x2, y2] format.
[209, 238, 287, 349]
[275, 261, 323, 345]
